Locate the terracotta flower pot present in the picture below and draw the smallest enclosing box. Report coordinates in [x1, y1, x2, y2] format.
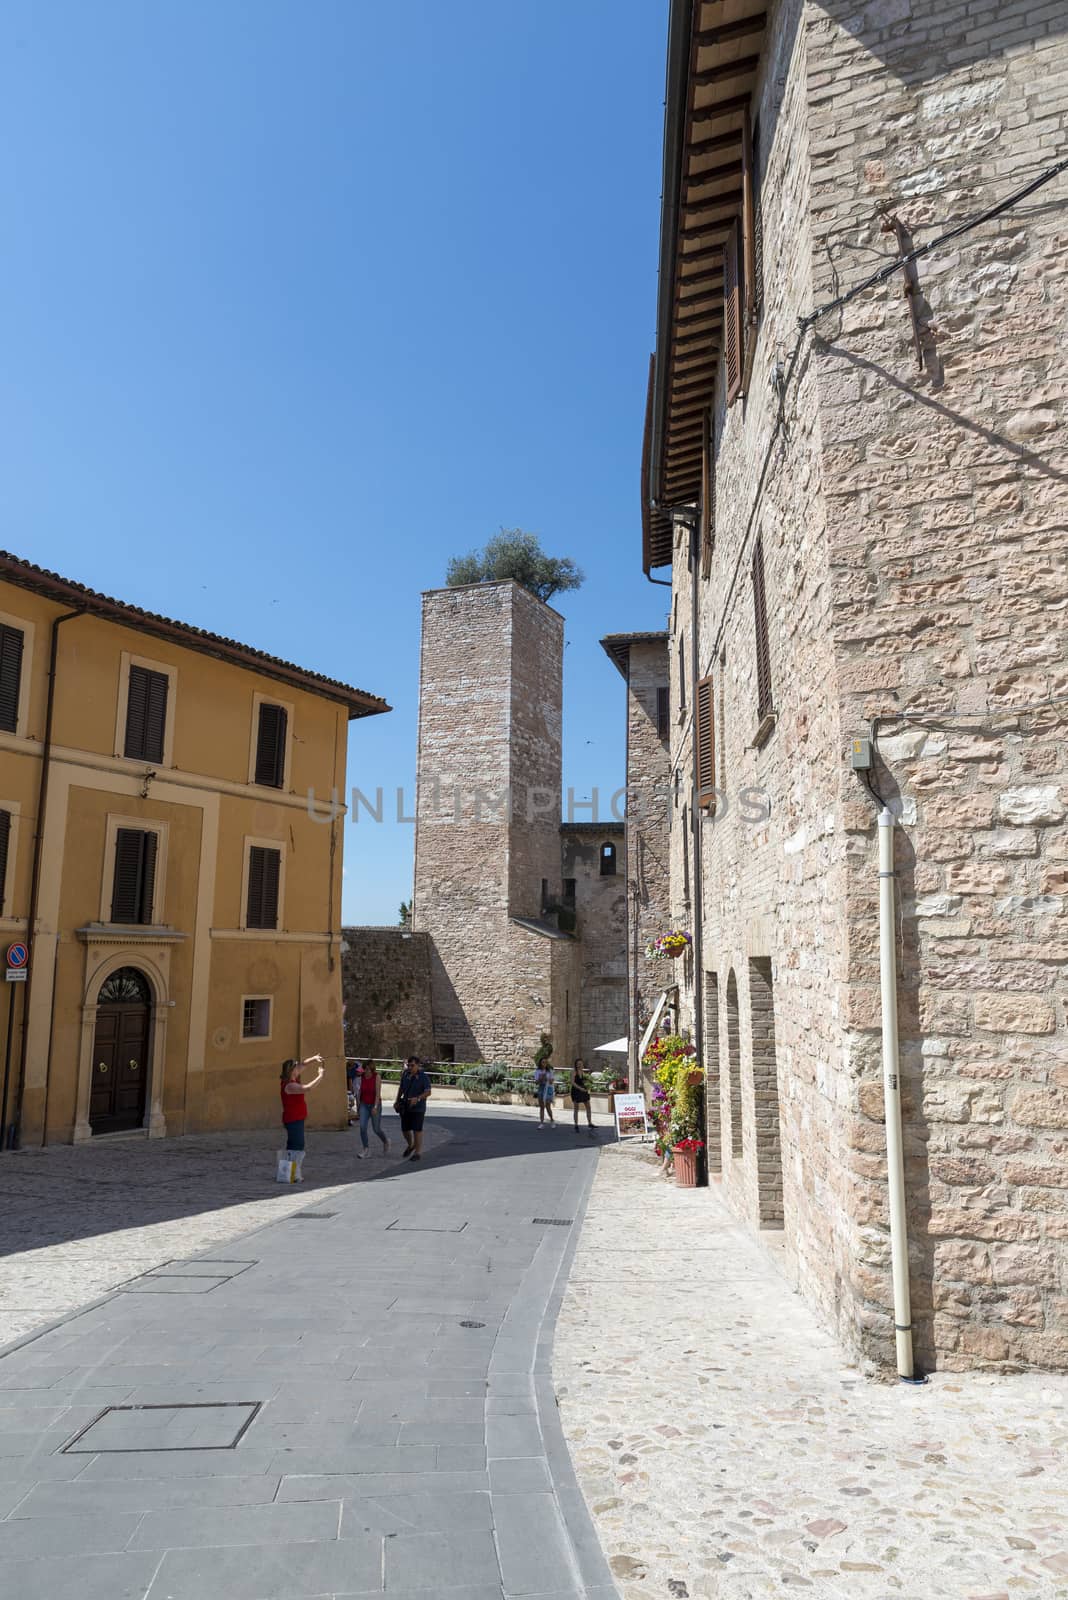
[673, 1147, 699, 1187]
[686, 1070, 704, 1087]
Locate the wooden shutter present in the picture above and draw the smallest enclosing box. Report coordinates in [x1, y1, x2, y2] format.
[112, 828, 156, 924]
[247, 845, 281, 930]
[656, 686, 670, 742]
[752, 538, 773, 720]
[255, 703, 288, 788]
[700, 409, 715, 578]
[125, 666, 168, 763]
[0, 810, 9, 914]
[723, 219, 744, 405]
[741, 108, 758, 328]
[695, 675, 716, 812]
[0, 624, 24, 734]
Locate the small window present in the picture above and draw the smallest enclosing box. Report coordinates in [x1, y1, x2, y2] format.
[541, 878, 549, 911]
[599, 842, 617, 877]
[254, 702, 288, 789]
[124, 665, 169, 764]
[111, 828, 158, 925]
[752, 537, 774, 722]
[438, 1043, 455, 1064]
[656, 686, 670, 742]
[562, 877, 576, 905]
[246, 845, 281, 930]
[242, 997, 271, 1040]
[0, 809, 10, 914]
[677, 638, 686, 711]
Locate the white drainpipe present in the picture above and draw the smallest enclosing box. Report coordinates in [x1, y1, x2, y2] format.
[878, 807, 917, 1381]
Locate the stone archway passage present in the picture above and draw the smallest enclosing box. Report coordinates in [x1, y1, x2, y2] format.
[90, 967, 151, 1135]
[749, 957, 784, 1227]
[726, 969, 742, 1159]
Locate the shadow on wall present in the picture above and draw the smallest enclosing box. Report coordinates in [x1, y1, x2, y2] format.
[813, 0, 1055, 82]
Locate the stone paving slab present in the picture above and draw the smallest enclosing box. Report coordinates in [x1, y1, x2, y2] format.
[553, 1144, 1068, 1600]
[0, 1106, 619, 1599]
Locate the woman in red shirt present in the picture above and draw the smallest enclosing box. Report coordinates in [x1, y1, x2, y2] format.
[279, 1053, 325, 1182]
[355, 1064, 390, 1159]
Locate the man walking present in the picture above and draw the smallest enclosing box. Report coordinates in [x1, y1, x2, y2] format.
[396, 1056, 432, 1163]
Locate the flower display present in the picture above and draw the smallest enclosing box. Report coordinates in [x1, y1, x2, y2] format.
[644, 929, 693, 960]
[673, 1137, 705, 1153]
[642, 1032, 703, 1161]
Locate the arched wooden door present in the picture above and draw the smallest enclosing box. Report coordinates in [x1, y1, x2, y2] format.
[90, 967, 151, 1135]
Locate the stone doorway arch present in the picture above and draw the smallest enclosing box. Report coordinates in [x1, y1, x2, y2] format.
[74, 945, 172, 1142]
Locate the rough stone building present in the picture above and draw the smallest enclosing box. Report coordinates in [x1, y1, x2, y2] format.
[601, 633, 673, 1084]
[343, 580, 628, 1070]
[637, 0, 1068, 1371]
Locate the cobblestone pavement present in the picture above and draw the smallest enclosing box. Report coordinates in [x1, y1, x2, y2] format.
[553, 1145, 1068, 1600]
[0, 1122, 450, 1351]
[0, 1105, 619, 1599]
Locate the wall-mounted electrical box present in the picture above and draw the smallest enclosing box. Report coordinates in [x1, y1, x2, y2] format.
[850, 737, 872, 771]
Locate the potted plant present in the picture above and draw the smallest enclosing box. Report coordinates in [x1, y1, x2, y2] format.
[644, 930, 693, 961]
[672, 1136, 704, 1187]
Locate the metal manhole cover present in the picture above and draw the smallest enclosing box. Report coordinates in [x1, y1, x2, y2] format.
[532, 1218, 573, 1226]
[63, 1401, 261, 1454]
[460, 1320, 486, 1329]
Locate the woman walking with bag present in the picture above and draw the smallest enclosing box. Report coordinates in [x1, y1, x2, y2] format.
[278, 1054, 325, 1182]
[355, 1062, 390, 1158]
[395, 1056, 432, 1163]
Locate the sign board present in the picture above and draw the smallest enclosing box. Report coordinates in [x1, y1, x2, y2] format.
[5, 970, 26, 983]
[6, 943, 29, 970]
[613, 1091, 650, 1141]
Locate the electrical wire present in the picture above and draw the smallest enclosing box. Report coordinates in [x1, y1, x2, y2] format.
[800, 154, 1068, 332]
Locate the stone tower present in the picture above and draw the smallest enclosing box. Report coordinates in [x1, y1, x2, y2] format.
[412, 581, 568, 1065]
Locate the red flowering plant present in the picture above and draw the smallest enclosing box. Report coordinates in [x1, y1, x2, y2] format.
[673, 1137, 705, 1154]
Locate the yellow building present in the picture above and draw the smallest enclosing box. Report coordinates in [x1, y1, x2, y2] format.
[0, 550, 387, 1146]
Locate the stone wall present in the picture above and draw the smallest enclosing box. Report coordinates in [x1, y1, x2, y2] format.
[413, 581, 564, 1065]
[806, 0, 1068, 1371]
[661, 0, 1068, 1372]
[340, 927, 435, 1063]
[622, 638, 673, 1082]
[560, 825, 628, 1066]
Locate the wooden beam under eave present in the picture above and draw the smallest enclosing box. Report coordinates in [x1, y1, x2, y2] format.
[693, 53, 761, 88]
[690, 91, 753, 126]
[684, 158, 743, 191]
[695, 13, 767, 49]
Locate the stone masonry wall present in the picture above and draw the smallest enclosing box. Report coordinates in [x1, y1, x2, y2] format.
[340, 927, 435, 1063]
[624, 640, 673, 1083]
[413, 581, 563, 1066]
[672, 0, 856, 1353]
[805, 0, 1068, 1371]
[560, 825, 627, 1067]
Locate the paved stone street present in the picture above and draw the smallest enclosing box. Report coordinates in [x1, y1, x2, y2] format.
[554, 1146, 1068, 1600]
[0, 1105, 617, 1599]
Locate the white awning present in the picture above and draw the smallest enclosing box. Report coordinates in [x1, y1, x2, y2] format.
[594, 1037, 628, 1053]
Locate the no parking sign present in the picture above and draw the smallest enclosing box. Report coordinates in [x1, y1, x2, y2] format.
[5, 944, 28, 983]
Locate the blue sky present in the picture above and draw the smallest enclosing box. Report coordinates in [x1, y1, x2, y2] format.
[1, 1, 670, 924]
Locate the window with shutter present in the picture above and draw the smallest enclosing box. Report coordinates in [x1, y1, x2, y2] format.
[0, 624, 25, 734]
[124, 666, 169, 763]
[246, 845, 281, 930]
[111, 828, 158, 925]
[741, 108, 759, 334]
[751, 115, 764, 324]
[695, 675, 716, 812]
[752, 538, 774, 723]
[254, 703, 288, 788]
[700, 410, 715, 578]
[723, 219, 744, 405]
[0, 810, 10, 914]
[656, 686, 670, 742]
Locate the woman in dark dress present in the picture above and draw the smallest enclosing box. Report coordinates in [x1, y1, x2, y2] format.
[570, 1057, 596, 1139]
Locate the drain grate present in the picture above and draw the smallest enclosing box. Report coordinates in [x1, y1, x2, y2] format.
[532, 1218, 573, 1226]
[289, 1212, 338, 1220]
[459, 1320, 486, 1329]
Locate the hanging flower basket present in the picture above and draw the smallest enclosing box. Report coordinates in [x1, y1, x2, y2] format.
[672, 1138, 703, 1187]
[644, 930, 693, 961]
[686, 1069, 704, 1088]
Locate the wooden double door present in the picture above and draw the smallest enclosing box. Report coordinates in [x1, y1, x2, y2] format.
[90, 967, 151, 1135]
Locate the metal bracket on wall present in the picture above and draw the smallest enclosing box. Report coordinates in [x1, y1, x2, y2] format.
[879, 207, 926, 371]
